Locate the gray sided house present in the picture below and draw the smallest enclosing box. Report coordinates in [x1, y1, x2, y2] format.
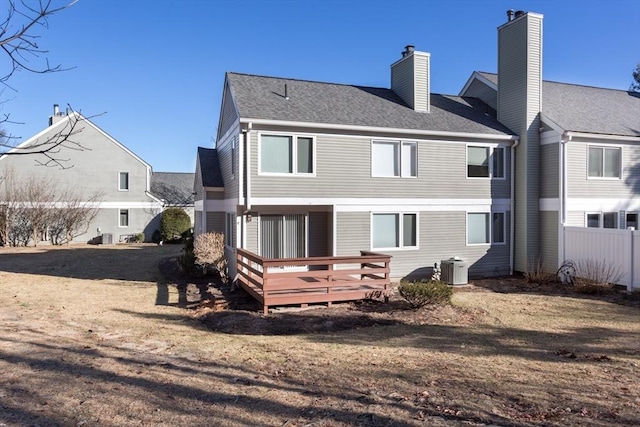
[0, 106, 164, 244]
[197, 10, 640, 281]
[198, 50, 517, 280]
[150, 172, 196, 225]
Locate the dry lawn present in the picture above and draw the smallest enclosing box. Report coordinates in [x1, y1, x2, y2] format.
[0, 244, 639, 427]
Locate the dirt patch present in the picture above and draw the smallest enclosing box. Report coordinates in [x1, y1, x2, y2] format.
[158, 257, 489, 335]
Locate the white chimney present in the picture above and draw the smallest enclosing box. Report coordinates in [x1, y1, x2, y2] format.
[391, 45, 430, 113]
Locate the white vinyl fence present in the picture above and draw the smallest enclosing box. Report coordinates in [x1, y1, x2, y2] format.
[563, 226, 639, 291]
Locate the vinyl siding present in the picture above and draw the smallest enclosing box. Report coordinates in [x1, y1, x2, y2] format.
[0, 117, 161, 243]
[463, 79, 497, 110]
[218, 83, 239, 139]
[540, 210, 559, 271]
[413, 53, 430, 112]
[206, 191, 224, 200]
[540, 142, 559, 198]
[206, 212, 224, 233]
[335, 211, 511, 279]
[217, 132, 239, 200]
[566, 140, 640, 198]
[249, 130, 511, 199]
[391, 54, 415, 109]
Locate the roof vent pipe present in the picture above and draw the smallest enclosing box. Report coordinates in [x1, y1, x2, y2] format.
[506, 9, 514, 22]
[284, 83, 289, 100]
[53, 104, 59, 115]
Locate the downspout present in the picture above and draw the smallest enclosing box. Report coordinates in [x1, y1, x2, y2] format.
[243, 122, 253, 213]
[559, 132, 572, 267]
[510, 137, 520, 275]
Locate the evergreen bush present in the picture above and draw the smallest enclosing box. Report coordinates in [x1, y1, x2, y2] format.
[160, 208, 191, 242]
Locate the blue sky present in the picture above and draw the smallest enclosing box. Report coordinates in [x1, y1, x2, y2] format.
[2, 0, 639, 173]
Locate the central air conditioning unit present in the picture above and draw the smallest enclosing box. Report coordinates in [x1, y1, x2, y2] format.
[440, 257, 468, 285]
[101, 233, 113, 245]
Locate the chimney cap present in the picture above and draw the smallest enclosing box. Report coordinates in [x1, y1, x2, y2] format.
[506, 9, 515, 21]
[402, 45, 415, 58]
[514, 10, 526, 18]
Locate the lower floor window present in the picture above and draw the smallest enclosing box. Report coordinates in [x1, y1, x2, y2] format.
[259, 213, 306, 259]
[587, 212, 617, 229]
[372, 213, 417, 249]
[468, 212, 505, 245]
[626, 213, 638, 230]
[119, 209, 129, 227]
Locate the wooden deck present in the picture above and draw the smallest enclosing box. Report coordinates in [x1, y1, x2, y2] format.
[235, 249, 392, 314]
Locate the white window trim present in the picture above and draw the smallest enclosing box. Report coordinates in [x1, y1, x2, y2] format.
[118, 208, 130, 228]
[466, 143, 506, 180]
[467, 210, 501, 246]
[231, 140, 236, 179]
[370, 211, 419, 251]
[257, 132, 317, 177]
[118, 171, 130, 191]
[586, 144, 622, 180]
[370, 139, 418, 178]
[584, 211, 619, 228]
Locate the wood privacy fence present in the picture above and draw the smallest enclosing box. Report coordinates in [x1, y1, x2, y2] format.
[563, 226, 639, 291]
[235, 248, 392, 314]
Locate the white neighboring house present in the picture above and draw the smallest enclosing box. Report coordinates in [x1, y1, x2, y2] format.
[0, 105, 164, 244]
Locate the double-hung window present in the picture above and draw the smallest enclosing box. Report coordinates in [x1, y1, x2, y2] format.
[371, 140, 417, 177]
[467, 212, 505, 245]
[467, 145, 505, 178]
[260, 134, 314, 175]
[372, 213, 417, 250]
[119, 209, 129, 227]
[588, 146, 621, 178]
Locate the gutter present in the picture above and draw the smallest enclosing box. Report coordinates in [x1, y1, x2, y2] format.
[510, 136, 520, 275]
[240, 118, 518, 142]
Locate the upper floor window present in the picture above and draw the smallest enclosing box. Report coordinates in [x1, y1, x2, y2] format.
[588, 146, 620, 178]
[626, 212, 638, 230]
[119, 172, 129, 191]
[371, 140, 417, 178]
[372, 212, 417, 250]
[467, 145, 504, 179]
[467, 211, 505, 245]
[260, 134, 314, 175]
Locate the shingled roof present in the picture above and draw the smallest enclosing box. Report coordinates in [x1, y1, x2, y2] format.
[226, 72, 513, 136]
[476, 72, 640, 137]
[150, 172, 195, 206]
[197, 147, 224, 188]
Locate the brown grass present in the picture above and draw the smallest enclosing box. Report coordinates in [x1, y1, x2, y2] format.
[0, 244, 639, 426]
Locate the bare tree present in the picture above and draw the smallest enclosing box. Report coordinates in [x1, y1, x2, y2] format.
[1, 0, 83, 167]
[49, 187, 102, 244]
[0, 166, 102, 246]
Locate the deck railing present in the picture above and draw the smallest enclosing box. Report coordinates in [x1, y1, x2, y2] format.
[235, 248, 391, 314]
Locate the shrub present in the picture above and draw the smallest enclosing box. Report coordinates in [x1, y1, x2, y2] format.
[524, 256, 554, 284]
[398, 280, 453, 309]
[571, 258, 623, 294]
[193, 232, 228, 283]
[160, 208, 191, 242]
[134, 232, 145, 243]
[178, 229, 195, 273]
